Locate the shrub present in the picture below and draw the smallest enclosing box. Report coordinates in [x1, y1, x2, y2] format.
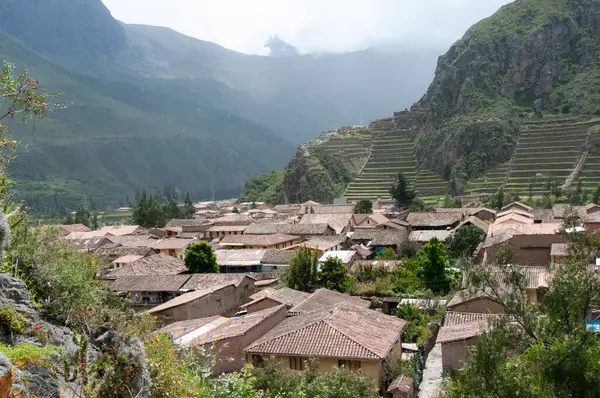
[0, 306, 25, 334]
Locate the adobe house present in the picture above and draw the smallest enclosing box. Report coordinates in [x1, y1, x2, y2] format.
[214, 249, 266, 273]
[406, 212, 462, 231]
[500, 202, 533, 214]
[151, 238, 195, 260]
[59, 223, 91, 236]
[160, 305, 288, 374]
[260, 249, 295, 273]
[220, 234, 300, 250]
[351, 213, 390, 230]
[244, 304, 406, 387]
[299, 213, 353, 235]
[181, 273, 256, 306]
[446, 290, 504, 314]
[244, 223, 335, 239]
[350, 229, 409, 256]
[318, 250, 360, 269]
[103, 253, 188, 279]
[110, 274, 191, 306]
[148, 283, 238, 326]
[436, 208, 496, 223]
[438, 319, 488, 372]
[242, 287, 310, 314]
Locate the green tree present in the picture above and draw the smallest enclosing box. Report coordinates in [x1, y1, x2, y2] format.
[492, 187, 505, 210]
[442, 195, 461, 208]
[64, 213, 74, 225]
[446, 229, 600, 397]
[389, 172, 416, 209]
[446, 225, 486, 259]
[593, 183, 600, 204]
[181, 191, 195, 219]
[91, 212, 99, 230]
[417, 238, 450, 294]
[74, 203, 90, 227]
[377, 247, 396, 260]
[184, 242, 219, 273]
[285, 247, 319, 292]
[318, 257, 352, 292]
[354, 199, 373, 214]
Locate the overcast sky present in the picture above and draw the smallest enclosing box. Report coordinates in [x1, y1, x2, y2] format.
[101, 0, 513, 55]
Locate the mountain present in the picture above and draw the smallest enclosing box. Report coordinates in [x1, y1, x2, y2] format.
[241, 0, 600, 203]
[0, 0, 438, 210]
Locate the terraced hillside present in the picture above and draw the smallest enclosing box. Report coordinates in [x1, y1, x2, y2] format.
[464, 162, 510, 194]
[344, 116, 449, 201]
[317, 129, 373, 169]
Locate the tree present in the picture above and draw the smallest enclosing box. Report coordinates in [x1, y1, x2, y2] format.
[441, 195, 461, 208]
[91, 212, 99, 230]
[64, 213, 74, 225]
[318, 257, 352, 292]
[492, 187, 505, 210]
[181, 191, 195, 219]
[184, 242, 218, 273]
[377, 247, 396, 260]
[593, 183, 600, 204]
[74, 203, 90, 227]
[354, 199, 373, 214]
[569, 179, 584, 206]
[446, 228, 600, 397]
[389, 173, 416, 209]
[446, 225, 486, 259]
[416, 238, 450, 294]
[285, 247, 319, 292]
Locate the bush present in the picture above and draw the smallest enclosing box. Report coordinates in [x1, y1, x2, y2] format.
[0, 306, 25, 334]
[354, 276, 394, 297]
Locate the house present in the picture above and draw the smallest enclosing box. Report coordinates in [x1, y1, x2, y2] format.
[242, 287, 311, 314]
[99, 225, 145, 236]
[181, 273, 255, 306]
[260, 250, 295, 272]
[68, 236, 113, 252]
[551, 243, 569, 264]
[244, 223, 335, 238]
[283, 236, 347, 255]
[500, 202, 533, 214]
[387, 375, 415, 398]
[204, 225, 249, 240]
[299, 213, 353, 235]
[104, 254, 188, 279]
[312, 205, 356, 214]
[436, 208, 496, 222]
[446, 290, 504, 313]
[220, 234, 300, 250]
[493, 212, 534, 225]
[215, 249, 266, 273]
[93, 245, 156, 261]
[151, 238, 195, 259]
[273, 204, 301, 215]
[105, 235, 157, 247]
[406, 212, 462, 231]
[351, 213, 390, 230]
[350, 230, 409, 255]
[484, 223, 566, 267]
[318, 250, 359, 268]
[148, 284, 238, 326]
[59, 224, 91, 236]
[244, 304, 406, 386]
[110, 274, 192, 306]
[160, 305, 288, 374]
[455, 216, 489, 233]
[288, 288, 370, 316]
[112, 255, 144, 269]
[165, 219, 211, 235]
[374, 219, 409, 230]
[408, 230, 452, 247]
[437, 312, 496, 372]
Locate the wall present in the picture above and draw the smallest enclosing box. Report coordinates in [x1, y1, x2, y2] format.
[153, 285, 238, 325]
[267, 356, 384, 384]
[236, 277, 255, 304]
[204, 305, 287, 374]
[449, 298, 504, 314]
[441, 337, 478, 372]
[158, 247, 185, 260]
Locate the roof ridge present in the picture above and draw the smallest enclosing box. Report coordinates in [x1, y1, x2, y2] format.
[246, 314, 329, 350]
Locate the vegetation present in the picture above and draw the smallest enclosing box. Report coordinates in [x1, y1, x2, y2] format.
[184, 242, 219, 274]
[377, 247, 397, 260]
[417, 238, 451, 294]
[132, 187, 181, 228]
[285, 247, 319, 293]
[446, 225, 486, 259]
[0, 343, 56, 369]
[353, 199, 373, 214]
[0, 306, 25, 335]
[446, 229, 600, 397]
[390, 172, 416, 208]
[393, 302, 445, 345]
[239, 170, 284, 204]
[317, 257, 353, 293]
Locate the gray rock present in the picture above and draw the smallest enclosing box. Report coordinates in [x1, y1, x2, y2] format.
[120, 337, 150, 398]
[21, 366, 61, 398]
[0, 274, 31, 305]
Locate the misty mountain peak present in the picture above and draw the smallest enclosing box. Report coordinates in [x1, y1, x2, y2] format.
[264, 35, 299, 57]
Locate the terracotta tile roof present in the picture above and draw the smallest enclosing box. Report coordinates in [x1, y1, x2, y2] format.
[496, 209, 534, 219]
[284, 237, 346, 252]
[112, 255, 144, 264]
[312, 205, 355, 214]
[111, 275, 192, 292]
[486, 266, 551, 289]
[551, 243, 569, 257]
[68, 237, 113, 251]
[350, 229, 408, 246]
[436, 208, 496, 217]
[350, 244, 373, 258]
[181, 273, 253, 290]
[261, 249, 295, 265]
[409, 230, 452, 243]
[488, 223, 562, 237]
[104, 254, 187, 278]
[245, 223, 332, 235]
[406, 212, 462, 227]
[220, 234, 298, 247]
[245, 304, 405, 359]
[375, 219, 410, 229]
[106, 235, 157, 247]
[443, 311, 503, 327]
[215, 249, 266, 266]
[151, 238, 195, 250]
[165, 219, 210, 228]
[211, 214, 253, 225]
[158, 316, 221, 340]
[437, 321, 489, 343]
[205, 225, 249, 233]
[494, 213, 535, 225]
[299, 214, 353, 235]
[500, 202, 533, 213]
[93, 245, 156, 261]
[60, 224, 91, 233]
[387, 375, 413, 394]
[148, 284, 235, 314]
[447, 289, 501, 309]
[456, 216, 489, 233]
[531, 209, 554, 223]
[352, 213, 390, 226]
[176, 305, 286, 346]
[100, 225, 144, 236]
[243, 287, 311, 309]
[288, 288, 370, 316]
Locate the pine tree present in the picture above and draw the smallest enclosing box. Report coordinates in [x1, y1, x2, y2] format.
[286, 247, 319, 292]
[389, 172, 416, 209]
[182, 191, 195, 219]
[74, 203, 90, 227]
[353, 199, 372, 214]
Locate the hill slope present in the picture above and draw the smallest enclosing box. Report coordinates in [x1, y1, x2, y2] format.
[0, 0, 438, 209]
[242, 0, 600, 203]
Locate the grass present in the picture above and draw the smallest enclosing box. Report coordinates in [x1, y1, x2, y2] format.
[0, 343, 57, 369]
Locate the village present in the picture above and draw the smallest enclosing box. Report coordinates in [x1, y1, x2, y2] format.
[58, 195, 600, 398]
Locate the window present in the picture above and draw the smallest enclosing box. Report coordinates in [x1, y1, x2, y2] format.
[289, 357, 306, 370]
[338, 360, 361, 371]
[216, 298, 222, 306]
